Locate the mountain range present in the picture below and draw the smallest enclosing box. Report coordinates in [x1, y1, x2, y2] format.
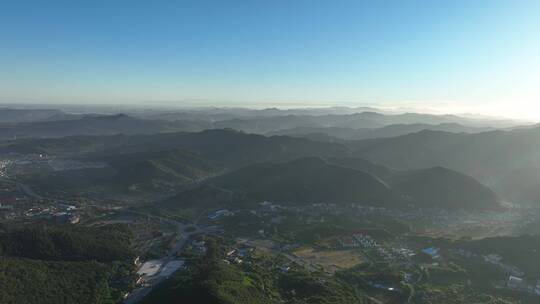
[349, 126, 540, 204]
[212, 111, 520, 134]
[0, 114, 212, 140]
[0, 108, 525, 141]
[160, 156, 499, 211]
[3, 128, 500, 210]
[2, 110, 539, 206]
[0, 108, 72, 123]
[267, 123, 493, 141]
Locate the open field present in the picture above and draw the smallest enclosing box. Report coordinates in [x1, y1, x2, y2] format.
[137, 260, 163, 277]
[293, 247, 364, 273]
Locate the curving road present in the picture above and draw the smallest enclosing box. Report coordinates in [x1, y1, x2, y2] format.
[123, 213, 205, 304]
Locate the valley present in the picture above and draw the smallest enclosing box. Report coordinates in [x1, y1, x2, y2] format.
[4, 2, 540, 303]
[0, 107, 539, 304]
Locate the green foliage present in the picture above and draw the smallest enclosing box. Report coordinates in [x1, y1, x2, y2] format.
[143, 239, 274, 304]
[336, 263, 402, 289]
[330, 156, 500, 210]
[392, 167, 499, 210]
[211, 157, 396, 206]
[413, 284, 517, 304]
[0, 224, 134, 262]
[0, 224, 134, 304]
[143, 239, 373, 304]
[458, 235, 540, 278]
[0, 257, 118, 304]
[105, 149, 219, 191]
[279, 270, 368, 304]
[427, 263, 467, 285]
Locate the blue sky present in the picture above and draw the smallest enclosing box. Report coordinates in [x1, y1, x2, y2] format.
[1, 0, 539, 118]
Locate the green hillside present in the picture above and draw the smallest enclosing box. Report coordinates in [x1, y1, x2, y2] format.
[160, 157, 499, 211]
[328, 157, 500, 210]
[349, 126, 540, 204]
[210, 157, 396, 206]
[0, 224, 134, 304]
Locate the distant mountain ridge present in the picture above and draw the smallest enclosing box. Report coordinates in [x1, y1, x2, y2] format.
[0, 107, 528, 146]
[0, 124, 530, 206]
[0, 114, 213, 140]
[348, 126, 540, 204]
[213, 111, 520, 134]
[267, 123, 493, 141]
[0, 114, 165, 140]
[0, 108, 68, 123]
[3, 129, 349, 193]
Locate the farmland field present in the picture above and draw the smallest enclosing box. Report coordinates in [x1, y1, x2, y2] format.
[293, 247, 364, 273]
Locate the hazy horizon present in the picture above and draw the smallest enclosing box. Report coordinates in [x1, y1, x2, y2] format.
[0, 100, 537, 123]
[4, 2, 540, 303]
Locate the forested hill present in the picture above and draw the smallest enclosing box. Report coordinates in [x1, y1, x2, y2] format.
[1, 128, 350, 163]
[140, 238, 376, 304]
[210, 157, 396, 206]
[0, 224, 135, 304]
[349, 126, 540, 204]
[0, 224, 134, 261]
[161, 157, 500, 211]
[327, 157, 500, 210]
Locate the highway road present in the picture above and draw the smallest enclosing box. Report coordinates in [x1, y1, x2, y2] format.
[123, 214, 204, 304]
[4, 182, 205, 304]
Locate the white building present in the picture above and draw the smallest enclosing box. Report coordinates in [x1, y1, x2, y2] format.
[507, 276, 524, 289]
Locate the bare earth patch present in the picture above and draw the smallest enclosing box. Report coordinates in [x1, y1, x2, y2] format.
[293, 247, 363, 273]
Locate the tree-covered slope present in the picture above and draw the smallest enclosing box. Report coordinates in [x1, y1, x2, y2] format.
[349, 126, 540, 204]
[210, 157, 396, 206]
[0, 224, 135, 304]
[161, 157, 499, 211]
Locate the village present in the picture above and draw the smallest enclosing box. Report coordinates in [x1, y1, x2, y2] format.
[119, 200, 540, 302]
[2, 171, 540, 304]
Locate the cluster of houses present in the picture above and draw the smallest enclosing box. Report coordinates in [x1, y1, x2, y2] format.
[373, 245, 415, 263]
[24, 203, 81, 224]
[225, 245, 253, 264]
[391, 247, 416, 261]
[452, 249, 540, 296]
[339, 233, 416, 263]
[191, 239, 207, 254]
[482, 253, 524, 277]
[340, 233, 378, 249]
[506, 276, 540, 296]
[257, 201, 334, 220]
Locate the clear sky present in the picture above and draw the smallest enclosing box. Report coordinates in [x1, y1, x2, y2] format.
[1, 0, 539, 118]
